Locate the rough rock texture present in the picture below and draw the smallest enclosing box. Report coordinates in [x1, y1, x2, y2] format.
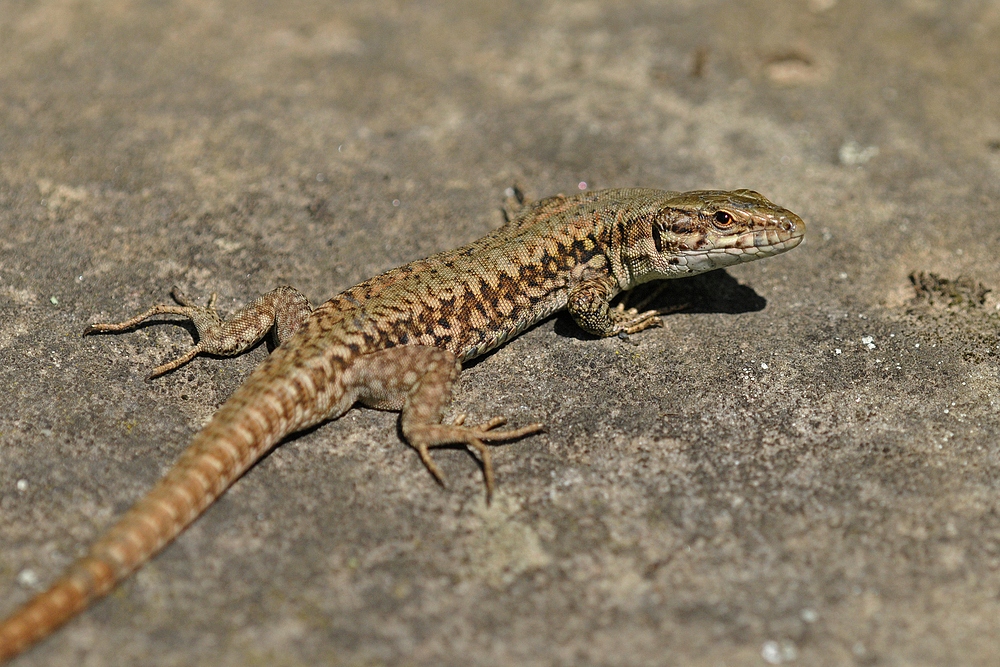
[2, 1, 999, 665]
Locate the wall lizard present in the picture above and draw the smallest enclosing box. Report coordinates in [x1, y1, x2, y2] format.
[0, 187, 804, 661]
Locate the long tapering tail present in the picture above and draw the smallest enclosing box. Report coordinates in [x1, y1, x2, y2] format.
[0, 361, 317, 662]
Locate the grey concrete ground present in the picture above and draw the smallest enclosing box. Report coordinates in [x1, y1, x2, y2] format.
[1, 0, 999, 665]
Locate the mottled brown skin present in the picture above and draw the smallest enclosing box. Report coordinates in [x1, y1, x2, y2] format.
[0, 188, 804, 661]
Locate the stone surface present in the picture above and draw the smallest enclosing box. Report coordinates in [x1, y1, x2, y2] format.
[2, 1, 1000, 665]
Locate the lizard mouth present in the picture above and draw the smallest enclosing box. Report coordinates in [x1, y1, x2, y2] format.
[712, 211, 806, 256]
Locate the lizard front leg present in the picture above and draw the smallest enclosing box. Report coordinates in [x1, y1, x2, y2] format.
[84, 285, 313, 378]
[348, 345, 543, 499]
[568, 275, 665, 337]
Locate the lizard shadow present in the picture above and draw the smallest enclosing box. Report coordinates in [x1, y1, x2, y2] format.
[552, 269, 767, 342]
[462, 269, 766, 370]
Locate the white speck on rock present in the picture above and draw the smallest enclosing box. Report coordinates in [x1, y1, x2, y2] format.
[839, 140, 879, 165]
[17, 569, 39, 587]
[762, 640, 798, 664]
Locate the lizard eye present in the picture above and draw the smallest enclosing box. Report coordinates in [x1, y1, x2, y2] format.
[713, 211, 734, 227]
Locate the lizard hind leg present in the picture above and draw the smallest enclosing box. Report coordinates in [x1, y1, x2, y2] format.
[84, 285, 313, 378]
[350, 346, 544, 500]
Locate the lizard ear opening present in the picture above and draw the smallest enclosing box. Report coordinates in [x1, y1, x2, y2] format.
[651, 223, 664, 254]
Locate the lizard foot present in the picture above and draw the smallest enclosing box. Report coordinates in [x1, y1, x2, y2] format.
[85, 287, 224, 378]
[409, 417, 544, 501]
[85, 285, 313, 379]
[610, 306, 665, 335]
[611, 299, 689, 336]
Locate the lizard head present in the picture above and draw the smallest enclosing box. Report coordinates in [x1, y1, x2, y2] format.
[617, 188, 805, 285]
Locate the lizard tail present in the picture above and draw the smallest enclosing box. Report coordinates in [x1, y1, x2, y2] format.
[0, 362, 320, 662]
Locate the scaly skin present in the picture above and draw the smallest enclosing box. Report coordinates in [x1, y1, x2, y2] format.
[0, 188, 804, 661]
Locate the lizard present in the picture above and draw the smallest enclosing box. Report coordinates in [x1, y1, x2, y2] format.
[0, 187, 804, 661]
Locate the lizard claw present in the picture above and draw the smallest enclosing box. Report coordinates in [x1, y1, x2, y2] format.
[475, 416, 508, 431]
[414, 442, 448, 489]
[146, 347, 203, 380]
[169, 286, 218, 310]
[501, 185, 527, 222]
[406, 418, 544, 501]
